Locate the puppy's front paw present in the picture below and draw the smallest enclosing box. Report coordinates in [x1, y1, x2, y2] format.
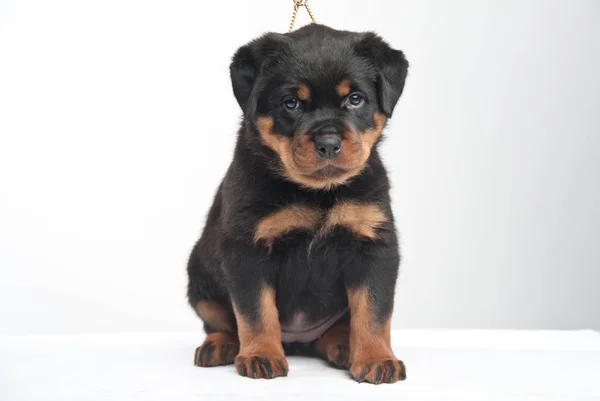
[350, 358, 406, 384]
[235, 353, 289, 379]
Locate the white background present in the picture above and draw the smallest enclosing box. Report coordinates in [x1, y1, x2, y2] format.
[1, 0, 599, 335]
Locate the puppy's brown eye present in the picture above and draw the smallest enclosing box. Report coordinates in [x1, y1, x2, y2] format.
[283, 97, 300, 110]
[346, 93, 364, 108]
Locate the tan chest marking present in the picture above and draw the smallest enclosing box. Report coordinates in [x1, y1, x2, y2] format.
[323, 201, 387, 239]
[254, 202, 387, 249]
[254, 204, 323, 248]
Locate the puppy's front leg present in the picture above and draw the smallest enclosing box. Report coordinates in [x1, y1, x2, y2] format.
[342, 238, 406, 384]
[346, 284, 406, 384]
[232, 285, 288, 379]
[225, 247, 288, 379]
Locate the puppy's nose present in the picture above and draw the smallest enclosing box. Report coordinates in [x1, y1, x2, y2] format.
[315, 134, 342, 159]
[314, 131, 342, 159]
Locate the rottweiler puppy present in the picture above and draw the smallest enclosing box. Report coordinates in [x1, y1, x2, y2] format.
[187, 23, 409, 384]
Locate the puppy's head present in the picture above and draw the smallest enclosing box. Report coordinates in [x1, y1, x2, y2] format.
[230, 24, 409, 190]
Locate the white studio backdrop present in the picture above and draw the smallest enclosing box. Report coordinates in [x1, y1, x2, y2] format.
[1, 0, 599, 335]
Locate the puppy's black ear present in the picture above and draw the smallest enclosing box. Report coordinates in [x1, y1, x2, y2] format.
[355, 32, 409, 117]
[230, 33, 288, 117]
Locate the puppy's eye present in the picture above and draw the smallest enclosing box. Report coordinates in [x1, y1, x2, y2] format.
[283, 97, 301, 110]
[346, 93, 365, 108]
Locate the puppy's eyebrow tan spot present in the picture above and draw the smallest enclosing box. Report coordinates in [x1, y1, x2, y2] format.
[336, 80, 352, 97]
[254, 204, 323, 250]
[297, 84, 311, 101]
[323, 201, 387, 239]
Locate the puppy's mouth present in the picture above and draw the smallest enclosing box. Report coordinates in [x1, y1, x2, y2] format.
[256, 114, 386, 189]
[285, 126, 374, 188]
[301, 163, 351, 179]
[290, 129, 366, 181]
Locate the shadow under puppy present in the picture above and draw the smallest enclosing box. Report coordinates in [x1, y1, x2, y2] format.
[187, 23, 409, 384]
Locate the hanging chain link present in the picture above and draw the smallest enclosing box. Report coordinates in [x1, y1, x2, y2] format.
[289, 0, 317, 32]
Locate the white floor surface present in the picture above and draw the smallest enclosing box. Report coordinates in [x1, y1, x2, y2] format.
[1, 330, 600, 401]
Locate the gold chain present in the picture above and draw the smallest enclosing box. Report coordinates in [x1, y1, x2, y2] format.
[289, 0, 317, 32]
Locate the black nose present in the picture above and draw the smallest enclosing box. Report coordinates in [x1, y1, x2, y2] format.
[315, 134, 342, 159]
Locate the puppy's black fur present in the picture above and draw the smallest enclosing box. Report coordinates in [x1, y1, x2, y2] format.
[187, 24, 409, 384]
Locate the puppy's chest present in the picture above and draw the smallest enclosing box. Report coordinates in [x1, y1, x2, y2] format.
[253, 201, 387, 250]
